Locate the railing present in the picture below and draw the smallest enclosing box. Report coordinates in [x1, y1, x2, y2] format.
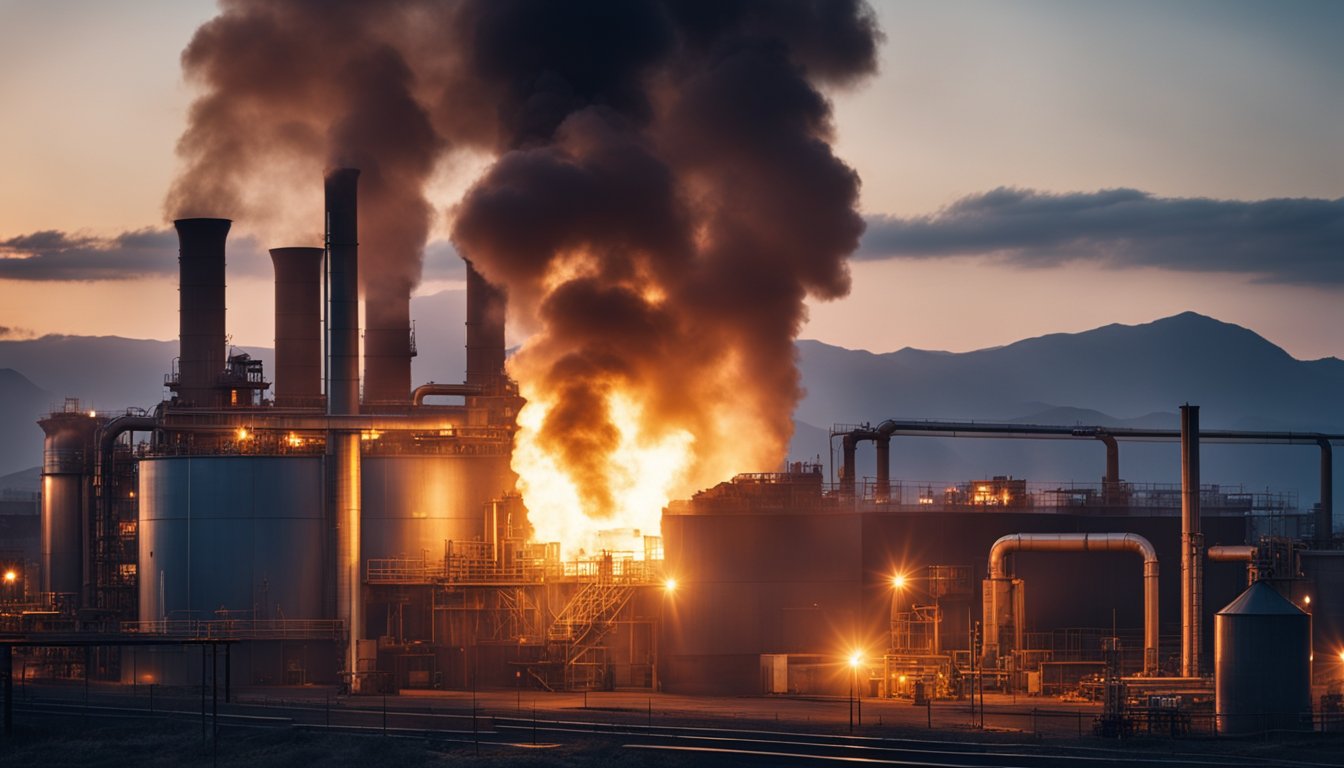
[121, 618, 344, 640]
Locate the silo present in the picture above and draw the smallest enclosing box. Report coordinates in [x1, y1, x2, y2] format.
[138, 455, 325, 622]
[360, 453, 511, 560]
[38, 409, 99, 599]
[1215, 581, 1312, 735]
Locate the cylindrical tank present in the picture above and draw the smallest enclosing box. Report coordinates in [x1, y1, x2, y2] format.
[1215, 581, 1312, 735]
[1302, 550, 1344, 683]
[138, 456, 325, 622]
[270, 247, 324, 408]
[360, 453, 512, 560]
[38, 411, 98, 598]
[174, 218, 231, 408]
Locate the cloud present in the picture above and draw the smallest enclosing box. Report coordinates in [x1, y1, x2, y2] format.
[421, 239, 465, 281]
[0, 325, 35, 340]
[860, 188, 1344, 285]
[0, 227, 268, 282]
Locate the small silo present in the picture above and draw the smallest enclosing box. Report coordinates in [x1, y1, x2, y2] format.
[1215, 581, 1312, 735]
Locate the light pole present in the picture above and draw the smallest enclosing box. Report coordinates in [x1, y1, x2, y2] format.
[849, 651, 862, 731]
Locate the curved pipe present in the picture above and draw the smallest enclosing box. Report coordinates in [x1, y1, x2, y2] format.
[411, 383, 483, 406]
[986, 532, 1160, 676]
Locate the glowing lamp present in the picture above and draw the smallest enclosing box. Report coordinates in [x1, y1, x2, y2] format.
[2, 570, 15, 584]
[664, 578, 678, 593]
[236, 427, 250, 440]
[848, 652, 862, 668]
[891, 574, 906, 589]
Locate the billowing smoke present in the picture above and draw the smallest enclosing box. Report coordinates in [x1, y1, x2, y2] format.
[168, 0, 881, 549]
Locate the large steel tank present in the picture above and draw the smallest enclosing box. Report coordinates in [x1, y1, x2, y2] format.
[1301, 550, 1344, 683]
[360, 454, 510, 560]
[1215, 580, 1312, 735]
[38, 410, 99, 598]
[138, 455, 325, 622]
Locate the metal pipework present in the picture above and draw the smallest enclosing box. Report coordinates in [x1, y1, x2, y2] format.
[1318, 438, 1333, 547]
[174, 218, 231, 407]
[1095, 433, 1121, 504]
[1180, 404, 1202, 678]
[1207, 545, 1256, 562]
[270, 247, 324, 408]
[986, 532, 1160, 676]
[412, 382, 483, 406]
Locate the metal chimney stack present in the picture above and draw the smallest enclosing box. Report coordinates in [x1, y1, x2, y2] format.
[465, 260, 506, 389]
[173, 218, 231, 407]
[324, 168, 363, 682]
[270, 247, 324, 408]
[363, 297, 413, 407]
[1180, 403, 1203, 677]
[326, 169, 361, 416]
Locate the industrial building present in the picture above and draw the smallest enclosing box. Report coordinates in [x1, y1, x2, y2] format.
[8, 168, 1340, 734]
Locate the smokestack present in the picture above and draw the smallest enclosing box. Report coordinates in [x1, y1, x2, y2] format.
[363, 300, 413, 407]
[465, 260, 505, 389]
[1180, 403, 1202, 677]
[270, 247, 324, 408]
[324, 168, 363, 681]
[173, 218, 230, 407]
[325, 169, 361, 416]
[1318, 439, 1333, 547]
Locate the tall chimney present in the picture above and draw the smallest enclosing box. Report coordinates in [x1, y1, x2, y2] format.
[270, 247, 324, 408]
[325, 169, 361, 416]
[465, 260, 506, 389]
[324, 168, 363, 681]
[363, 298, 413, 407]
[173, 218, 230, 407]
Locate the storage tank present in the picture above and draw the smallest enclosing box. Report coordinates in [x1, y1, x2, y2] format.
[360, 453, 512, 561]
[38, 409, 99, 599]
[1301, 550, 1344, 683]
[1215, 581, 1312, 735]
[138, 455, 325, 622]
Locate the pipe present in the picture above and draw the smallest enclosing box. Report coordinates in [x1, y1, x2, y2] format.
[173, 218, 231, 407]
[412, 383, 483, 406]
[1180, 404, 1202, 678]
[874, 436, 891, 503]
[1318, 438, 1333, 547]
[986, 532, 1160, 676]
[1207, 545, 1256, 562]
[465, 260, 506, 390]
[1095, 433, 1120, 504]
[270, 247, 324, 408]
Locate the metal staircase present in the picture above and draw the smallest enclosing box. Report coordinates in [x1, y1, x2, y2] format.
[531, 580, 635, 690]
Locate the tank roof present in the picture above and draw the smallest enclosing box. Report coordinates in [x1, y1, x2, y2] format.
[1216, 580, 1305, 616]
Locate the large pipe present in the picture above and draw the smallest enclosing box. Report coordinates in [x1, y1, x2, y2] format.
[1207, 545, 1256, 562]
[270, 247, 324, 408]
[325, 168, 362, 681]
[412, 382, 483, 406]
[986, 532, 1160, 675]
[874, 435, 891, 503]
[173, 218, 231, 407]
[841, 433, 859, 498]
[1180, 404, 1202, 677]
[1318, 438, 1333, 547]
[464, 260, 506, 389]
[1096, 433, 1120, 504]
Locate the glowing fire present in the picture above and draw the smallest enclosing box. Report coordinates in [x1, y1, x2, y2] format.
[513, 387, 694, 559]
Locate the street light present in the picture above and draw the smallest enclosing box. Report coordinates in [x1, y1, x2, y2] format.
[664, 578, 677, 593]
[849, 651, 863, 731]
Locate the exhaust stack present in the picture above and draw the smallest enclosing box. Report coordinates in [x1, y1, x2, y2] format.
[173, 218, 231, 407]
[1180, 404, 1202, 677]
[270, 247, 324, 408]
[465, 260, 506, 389]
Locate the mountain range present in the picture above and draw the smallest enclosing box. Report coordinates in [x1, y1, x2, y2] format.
[1, 308, 1338, 515]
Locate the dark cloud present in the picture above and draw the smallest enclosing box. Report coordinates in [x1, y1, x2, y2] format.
[0, 228, 268, 282]
[859, 188, 1344, 284]
[0, 325, 35, 340]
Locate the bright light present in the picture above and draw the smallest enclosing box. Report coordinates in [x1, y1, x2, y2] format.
[891, 573, 906, 589]
[236, 427, 250, 440]
[87, 410, 97, 418]
[286, 433, 304, 448]
[664, 578, 678, 593]
[2, 571, 15, 584]
[1303, 595, 1312, 606]
[848, 652, 862, 668]
[1338, 650, 1344, 663]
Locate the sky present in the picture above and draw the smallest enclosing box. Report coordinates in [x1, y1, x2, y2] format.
[0, 0, 1341, 357]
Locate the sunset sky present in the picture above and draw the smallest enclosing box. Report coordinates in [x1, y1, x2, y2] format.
[1, 0, 1341, 358]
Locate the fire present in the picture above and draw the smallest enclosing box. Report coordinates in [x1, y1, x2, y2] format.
[513, 385, 694, 559]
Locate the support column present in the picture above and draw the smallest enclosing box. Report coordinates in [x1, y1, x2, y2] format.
[1318, 439, 1333, 547]
[1180, 404, 1202, 678]
[875, 436, 891, 503]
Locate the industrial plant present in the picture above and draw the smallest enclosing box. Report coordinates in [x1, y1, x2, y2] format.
[6, 169, 1341, 737]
